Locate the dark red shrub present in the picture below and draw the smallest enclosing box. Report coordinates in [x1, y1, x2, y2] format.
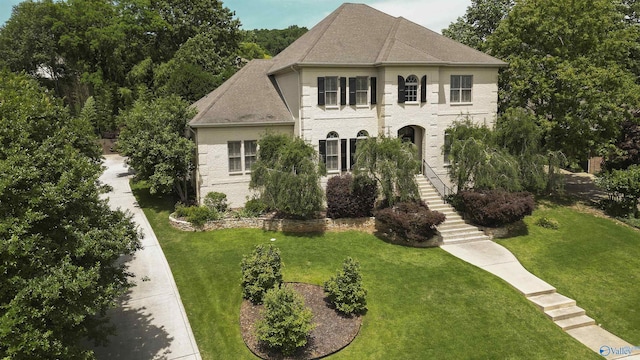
[374, 201, 446, 242]
[326, 174, 377, 219]
[458, 190, 535, 227]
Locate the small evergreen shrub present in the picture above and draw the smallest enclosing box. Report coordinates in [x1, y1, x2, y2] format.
[457, 190, 535, 227]
[255, 285, 314, 356]
[324, 257, 367, 315]
[244, 197, 269, 216]
[186, 206, 219, 228]
[535, 216, 559, 230]
[204, 191, 228, 212]
[326, 174, 377, 219]
[174, 202, 190, 218]
[374, 201, 446, 242]
[241, 244, 283, 304]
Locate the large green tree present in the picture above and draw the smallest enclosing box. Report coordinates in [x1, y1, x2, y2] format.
[442, 0, 514, 51]
[0, 71, 140, 358]
[486, 0, 640, 165]
[117, 95, 196, 203]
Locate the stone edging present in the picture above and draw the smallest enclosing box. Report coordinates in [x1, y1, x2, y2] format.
[169, 213, 376, 233]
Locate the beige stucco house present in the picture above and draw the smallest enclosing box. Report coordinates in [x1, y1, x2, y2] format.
[190, 3, 506, 206]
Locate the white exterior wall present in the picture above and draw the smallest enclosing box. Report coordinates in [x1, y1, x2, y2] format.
[274, 71, 301, 135]
[194, 125, 293, 207]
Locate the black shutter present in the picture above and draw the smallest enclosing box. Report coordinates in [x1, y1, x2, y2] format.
[349, 77, 356, 105]
[341, 139, 347, 171]
[340, 77, 346, 105]
[421, 75, 427, 103]
[319, 140, 326, 164]
[318, 77, 325, 105]
[350, 138, 357, 169]
[370, 77, 377, 105]
[397, 75, 405, 104]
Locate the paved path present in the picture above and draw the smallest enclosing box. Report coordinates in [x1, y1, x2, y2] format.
[441, 240, 639, 359]
[92, 155, 200, 360]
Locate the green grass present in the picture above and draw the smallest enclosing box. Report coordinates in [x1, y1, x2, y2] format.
[131, 182, 597, 359]
[497, 202, 640, 345]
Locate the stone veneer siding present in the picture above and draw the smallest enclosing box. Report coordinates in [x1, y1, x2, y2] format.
[169, 214, 376, 233]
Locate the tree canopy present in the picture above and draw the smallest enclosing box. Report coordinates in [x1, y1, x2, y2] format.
[0, 70, 140, 359]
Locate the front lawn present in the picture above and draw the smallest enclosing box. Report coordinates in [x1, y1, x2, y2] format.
[497, 202, 640, 345]
[131, 182, 596, 359]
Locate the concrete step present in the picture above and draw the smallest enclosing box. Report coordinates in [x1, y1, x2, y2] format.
[555, 315, 595, 331]
[438, 227, 484, 236]
[528, 293, 576, 311]
[545, 306, 586, 321]
[437, 219, 466, 228]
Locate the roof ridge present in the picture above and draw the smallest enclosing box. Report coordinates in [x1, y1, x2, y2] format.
[377, 15, 401, 63]
[299, 3, 347, 63]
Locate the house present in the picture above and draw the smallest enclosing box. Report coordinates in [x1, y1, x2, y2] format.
[189, 3, 506, 207]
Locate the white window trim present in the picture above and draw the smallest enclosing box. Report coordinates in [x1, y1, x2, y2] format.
[325, 76, 339, 108]
[326, 131, 340, 173]
[405, 75, 419, 103]
[450, 75, 473, 104]
[356, 76, 369, 107]
[228, 140, 258, 175]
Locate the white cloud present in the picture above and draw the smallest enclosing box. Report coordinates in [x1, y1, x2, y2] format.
[368, 0, 471, 33]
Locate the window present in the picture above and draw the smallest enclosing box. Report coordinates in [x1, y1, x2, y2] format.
[228, 141, 242, 172]
[228, 140, 257, 173]
[357, 130, 369, 138]
[244, 140, 257, 171]
[350, 130, 369, 169]
[444, 131, 451, 165]
[405, 75, 418, 102]
[451, 75, 473, 103]
[356, 77, 368, 105]
[326, 131, 339, 171]
[325, 76, 338, 106]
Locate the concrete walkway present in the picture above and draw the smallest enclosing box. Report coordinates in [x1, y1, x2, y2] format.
[92, 155, 201, 360]
[441, 240, 640, 359]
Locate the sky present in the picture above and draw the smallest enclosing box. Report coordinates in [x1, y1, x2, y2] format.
[1, 0, 472, 34]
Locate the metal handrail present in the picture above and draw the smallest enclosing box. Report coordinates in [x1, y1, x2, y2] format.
[422, 160, 452, 199]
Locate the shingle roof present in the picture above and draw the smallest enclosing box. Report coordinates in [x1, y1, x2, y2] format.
[190, 59, 294, 127]
[268, 3, 506, 74]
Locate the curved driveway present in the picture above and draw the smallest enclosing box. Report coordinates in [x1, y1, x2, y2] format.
[93, 155, 200, 360]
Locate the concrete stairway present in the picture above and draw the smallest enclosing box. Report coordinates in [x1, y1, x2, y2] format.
[417, 175, 597, 333]
[416, 176, 489, 245]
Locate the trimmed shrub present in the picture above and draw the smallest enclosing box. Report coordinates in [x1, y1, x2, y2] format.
[255, 285, 314, 356]
[174, 203, 220, 228]
[326, 174, 377, 219]
[324, 257, 367, 315]
[535, 217, 559, 230]
[204, 191, 228, 212]
[241, 244, 283, 304]
[457, 190, 535, 227]
[374, 201, 446, 242]
[244, 197, 269, 216]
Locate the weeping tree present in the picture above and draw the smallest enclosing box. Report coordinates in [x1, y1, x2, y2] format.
[250, 133, 325, 219]
[353, 135, 420, 207]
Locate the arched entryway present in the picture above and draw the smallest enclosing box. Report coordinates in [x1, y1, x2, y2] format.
[398, 125, 424, 163]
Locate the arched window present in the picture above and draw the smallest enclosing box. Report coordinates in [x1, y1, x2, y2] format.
[357, 130, 369, 138]
[405, 75, 418, 102]
[326, 132, 340, 171]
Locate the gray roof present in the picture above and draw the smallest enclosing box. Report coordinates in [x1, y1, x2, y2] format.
[268, 3, 506, 74]
[190, 59, 293, 127]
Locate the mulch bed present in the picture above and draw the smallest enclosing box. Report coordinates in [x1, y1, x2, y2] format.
[239, 283, 363, 359]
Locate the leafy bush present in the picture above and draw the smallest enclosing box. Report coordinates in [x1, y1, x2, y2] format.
[326, 174, 377, 219]
[241, 244, 283, 304]
[596, 165, 640, 218]
[244, 197, 269, 216]
[255, 285, 314, 356]
[204, 191, 228, 212]
[535, 217, 559, 230]
[324, 257, 367, 315]
[456, 190, 535, 227]
[374, 201, 446, 242]
[174, 203, 220, 227]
